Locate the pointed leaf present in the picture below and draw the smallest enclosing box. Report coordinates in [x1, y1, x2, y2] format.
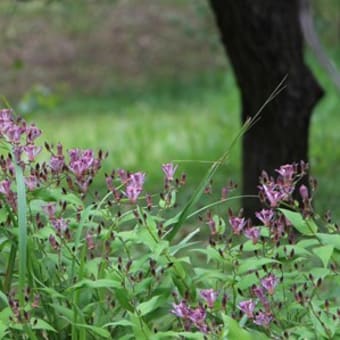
[74, 323, 111, 338]
[68, 279, 121, 291]
[238, 257, 279, 275]
[313, 245, 334, 268]
[316, 233, 340, 250]
[31, 318, 57, 332]
[279, 209, 317, 235]
[137, 295, 163, 316]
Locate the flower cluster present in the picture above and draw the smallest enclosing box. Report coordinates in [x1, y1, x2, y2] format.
[105, 169, 146, 203]
[228, 209, 260, 243]
[171, 289, 219, 333]
[0, 109, 42, 164]
[171, 301, 208, 333]
[67, 148, 103, 192]
[238, 274, 279, 327]
[258, 162, 308, 208]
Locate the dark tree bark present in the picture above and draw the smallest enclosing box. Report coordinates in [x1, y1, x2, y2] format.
[209, 0, 324, 217]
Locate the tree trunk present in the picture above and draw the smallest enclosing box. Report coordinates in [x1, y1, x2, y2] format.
[209, 0, 324, 217]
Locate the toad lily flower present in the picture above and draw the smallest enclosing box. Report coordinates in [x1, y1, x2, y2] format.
[200, 289, 219, 308]
[162, 163, 178, 182]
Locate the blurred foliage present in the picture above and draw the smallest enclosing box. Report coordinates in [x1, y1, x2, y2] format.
[18, 84, 59, 114]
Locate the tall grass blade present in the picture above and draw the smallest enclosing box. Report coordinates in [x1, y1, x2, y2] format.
[165, 76, 287, 242]
[15, 163, 27, 308]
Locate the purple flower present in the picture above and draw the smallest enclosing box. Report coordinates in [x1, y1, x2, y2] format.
[244, 227, 260, 244]
[254, 311, 272, 326]
[51, 218, 69, 233]
[0, 109, 14, 133]
[261, 183, 285, 207]
[68, 148, 94, 177]
[200, 289, 219, 308]
[24, 145, 42, 162]
[5, 124, 24, 143]
[49, 143, 65, 173]
[299, 184, 309, 200]
[125, 172, 145, 203]
[255, 209, 274, 227]
[275, 164, 296, 182]
[188, 305, 206, 324]
[162, 163, 178, 181]
[50, 155, 65, 173]
[229, 216, 247, 235]
[42, 202, 57, 219]
[13, 146, 23, 163]
[125, 185, 141, 203]
[171, 301, 208, 334]
[0, 180, 11, 196]
[171, 301, 191, 319]
[129, 172, 145, 189]
[252, 286, 270, 312]
[117, 169, 129, 184]
[25, 175, 39, 191]
[239, 299, 255, 318]
[86, 232, 95, 250]
[261, 274, 279, 295]
[26, 124, 42, 143]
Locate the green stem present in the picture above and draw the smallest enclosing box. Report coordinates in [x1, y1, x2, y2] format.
[4, 243, 17, 293]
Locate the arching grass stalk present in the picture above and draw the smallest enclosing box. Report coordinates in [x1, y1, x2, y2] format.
[165, 76, 287, 243]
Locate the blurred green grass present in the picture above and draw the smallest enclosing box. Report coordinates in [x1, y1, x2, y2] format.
[24, 75, 241, 215]
[22, 68, 340, 222]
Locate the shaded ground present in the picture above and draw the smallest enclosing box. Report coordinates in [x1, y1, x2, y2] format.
[0, 0, 227, 101]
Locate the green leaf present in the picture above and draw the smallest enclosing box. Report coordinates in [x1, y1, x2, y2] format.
[238, 257, 279, 275]
[313, 245, 334, 268]
[104, 320, 132, 328]
[68, 279, 121, 291]
[137, 220, 158, 250]
[0, 209, 8, 223]
[275, 244, 313, 259]
[137, 295, 163, 316]
[0, 320, 8, 339]
[31, 318, 57, 332]
[38, 287, 66, 299]
[205, 246, 225, 263]
[222, 315, 252, 340]
[50, 303, 74, 322]
[316, 233, 340, 250]
[297, 239, 320, 249]
[0, 308, 11, 326]
[279, 209, 317, 235]
[74, 323, 111, 338]
[236, 272, 258, 290]
[194, 268, 230, 282]
[153, 240, 169, 260]
[129, 312, 153, 340]
[116, 288, 134, 312]
[287, 326, 315, 339]
[0, 292, 9, 306]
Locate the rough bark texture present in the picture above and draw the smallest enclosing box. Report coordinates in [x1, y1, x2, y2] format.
[209, 0, 324, 217]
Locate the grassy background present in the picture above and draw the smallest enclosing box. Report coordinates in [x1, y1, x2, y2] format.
[23, 65, 340, 221]
[1, 0, 340, 221]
